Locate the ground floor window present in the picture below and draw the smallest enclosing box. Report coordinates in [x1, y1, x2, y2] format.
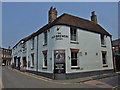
[31, 53, 34, 67]
[28, 61, 30, 67]
[71, 49, 79, 66]
[102, 51, 108, 67]
[42, 50, 47, 67]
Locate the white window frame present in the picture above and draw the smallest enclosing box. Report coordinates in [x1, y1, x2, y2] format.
[70, 27, 78, 41]
[31, 54, 34, 68]
[71, 51, 79, 67]
[43, 31, 47, 45]
[102, 52, 108, 67]
[43, 52, 47, 67]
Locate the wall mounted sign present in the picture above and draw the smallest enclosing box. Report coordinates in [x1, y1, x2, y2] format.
[54, 50, 65, 73]
[51, 32, 68, 40]
[54, 50, 65, 64]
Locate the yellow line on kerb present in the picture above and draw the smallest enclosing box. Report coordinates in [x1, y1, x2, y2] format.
[8, 67, 79, 85]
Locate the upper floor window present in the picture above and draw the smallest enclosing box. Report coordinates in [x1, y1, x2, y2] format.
[70, 27, 77, 41]
[44, 31, 47, 45]
[101, 34, 105, 46]
[31, 38, 34, 49]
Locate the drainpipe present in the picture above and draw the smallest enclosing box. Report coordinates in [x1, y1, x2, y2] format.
[36, 35, 38, 72]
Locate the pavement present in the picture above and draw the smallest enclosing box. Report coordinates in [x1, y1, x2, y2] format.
[54, 72, 120, 85]
[10, 66, 120, 84]
[2, 66, 120, 88]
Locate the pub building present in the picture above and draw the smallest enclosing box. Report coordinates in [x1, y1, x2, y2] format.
[12, 7, 113, 79]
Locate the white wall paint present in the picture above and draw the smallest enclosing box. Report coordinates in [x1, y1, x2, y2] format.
[12, 25, 113, 74]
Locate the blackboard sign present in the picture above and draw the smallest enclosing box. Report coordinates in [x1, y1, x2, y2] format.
[54, 50, 65, 73]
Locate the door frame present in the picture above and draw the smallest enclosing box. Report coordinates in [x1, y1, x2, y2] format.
[54, 50, 66, 74]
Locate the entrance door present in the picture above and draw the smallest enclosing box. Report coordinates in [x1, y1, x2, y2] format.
[23, 57, 27, 67]
[116, 55, 120, 71]
[14, 57, 17, 67]
[17, 57, 21, 70]
[54, 50, 65, 74]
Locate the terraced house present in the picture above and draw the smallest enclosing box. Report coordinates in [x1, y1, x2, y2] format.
[12, 7, 113, 79]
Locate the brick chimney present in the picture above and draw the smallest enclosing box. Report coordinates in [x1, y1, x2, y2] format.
[91, 11, 98, 23]
[48, 7, 57, 23]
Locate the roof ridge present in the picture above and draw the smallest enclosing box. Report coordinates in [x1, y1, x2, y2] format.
[62, 13, 99, 25]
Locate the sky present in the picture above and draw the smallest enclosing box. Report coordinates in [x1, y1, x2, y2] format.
[2, 2, 118, 48]
[0, 2, 2, 48]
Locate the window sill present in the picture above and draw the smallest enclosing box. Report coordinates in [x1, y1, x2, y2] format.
[103, 64, 108, 67]
[70, 41, 79, 44]
[30, 66, 34, 68]
[71, 66, 80, 69]
[42, 66, 47, 69]
[31, 48, 34, 50]
[43, 43, 47, 46]
[101, 45, 106, 47]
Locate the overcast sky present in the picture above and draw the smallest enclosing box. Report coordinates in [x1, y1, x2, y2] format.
[2, 2, 118, 48]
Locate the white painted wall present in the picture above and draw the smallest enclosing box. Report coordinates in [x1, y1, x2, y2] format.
[12, 24, 113, 74]
[49, 25, 113, 73]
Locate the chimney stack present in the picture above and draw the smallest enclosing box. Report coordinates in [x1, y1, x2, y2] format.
[91, 11, 98, 23]
[48, 7, 57, 24]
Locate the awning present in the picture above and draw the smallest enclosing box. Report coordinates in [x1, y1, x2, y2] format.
[42, 50, 48, 53]
[70, 49, 79, 52]
[101, 51, 107, 53]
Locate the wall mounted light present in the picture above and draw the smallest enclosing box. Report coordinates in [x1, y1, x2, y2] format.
[57, 27, 60, 31]
[68, 56, 70, 59]
[48, 29, 50, 32]
[96, 53, 98, 55]
[85, 52, 87, 55]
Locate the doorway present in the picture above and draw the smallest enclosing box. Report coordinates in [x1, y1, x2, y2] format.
[17, 57, 21, 70]
[54, 50, 65, 74]
[22, 57, 27, 67]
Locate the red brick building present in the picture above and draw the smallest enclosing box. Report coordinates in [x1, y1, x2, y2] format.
[2, 48, 12, 66]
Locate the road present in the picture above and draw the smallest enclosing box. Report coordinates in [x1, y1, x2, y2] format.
[2, 66, 119, 88]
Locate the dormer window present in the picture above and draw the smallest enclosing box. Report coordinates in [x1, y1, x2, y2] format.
[70, 27, 77, 41]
